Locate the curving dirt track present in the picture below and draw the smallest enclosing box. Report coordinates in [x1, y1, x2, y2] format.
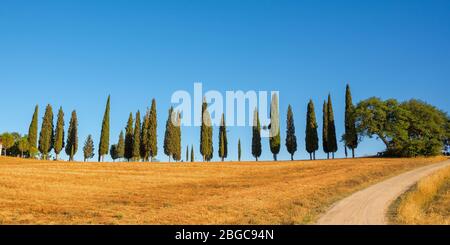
[317, 160, 450, 225]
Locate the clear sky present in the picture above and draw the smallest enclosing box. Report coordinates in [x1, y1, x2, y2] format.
[1, 0, 449, 161]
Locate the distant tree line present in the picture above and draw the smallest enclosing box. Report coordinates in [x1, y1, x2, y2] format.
[1, 85, 449, 161]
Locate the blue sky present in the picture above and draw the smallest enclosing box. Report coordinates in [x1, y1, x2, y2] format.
[1, 0, 449, 161]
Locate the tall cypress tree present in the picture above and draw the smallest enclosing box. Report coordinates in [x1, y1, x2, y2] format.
[252, 108, 262, 161]
[148, 99, 158, 161]
[141, 109, 150, 161]
[322, 101, 330, 159]
[28, 105, 39, 158]
[65, 110, 78, 161]
[172, 111, 182, 162]
[200, 99, 213, 162]
[238, 139, 241, 162]
[132, 110, 141, 161]
[124, 113, 134, 161]
[218, 113, 228, 161]
[305, 100, 319, 160]
[190, 145, 194, 162]
[117, 131, 125, 161]
[327, 94, 338, 159]
[38, 104, 54, 160]
[98, 96, 110, 162]
[286, 104, 297, 160]
[269, 93, 280, 161]
[83, 134, 94, 162]
[54, 107, 65, 160]
[344, 84, 358, 158]
[164, 107, 175, 162]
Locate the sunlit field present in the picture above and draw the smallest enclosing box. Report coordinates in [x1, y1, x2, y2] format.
[0, 156, 445, 224]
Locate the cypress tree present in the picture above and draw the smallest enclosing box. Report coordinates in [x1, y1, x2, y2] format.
[38, 104, 54, 160]
[172, 111, 182, 162]
[305, 100, 319, 160]
[164, 107, 175, 162]
[54, 107, 65, 160]
[186, 145, 189, 162]
[124, 113, 134, 161]
[200, 99, 213, 162]
[218, 113, 228, 161]
[141, 109, 150, 161]
[286, 105, 297, 160]
[83, 134, 94, 162]
[190, 145, 194, 162]
[65, 110, 78, 161]
[327, 94, 338, 159]
[148, 99, 158, 161]
[269, 93, 280, 161]
[117, 131, 125, 161]
[344, 84, 358, 158]
[252, 108, 262, 161]
[132, 110, 141, 161]
[98, 95, 110, 162]
[322, 101, 329, 159]
[28, 105, 39, 158]
[238, 139, 241, 161]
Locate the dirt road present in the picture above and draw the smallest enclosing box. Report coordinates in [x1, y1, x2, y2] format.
[317, 160, 450, 225]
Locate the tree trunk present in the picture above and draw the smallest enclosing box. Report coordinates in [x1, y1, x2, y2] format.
[256, 157, 258, 161]
[313, 151, 316, 160]
[327, 153, 329, 159]
[332, 152, 335, 159]
[291, 154, 293, 161]
[273, 154, 277, 161]
[309, 153, 312, 160]
[352, 148, 355, 158]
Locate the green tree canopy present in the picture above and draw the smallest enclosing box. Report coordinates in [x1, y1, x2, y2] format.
[305, 100, 318, 160]
[344, 84, 358, 158]
[28, 105, 39, 158]
[116, 131, 125, 160]
[124, 113, 134, 161]
[98, 95, 110, 162]
[83, 134, 94, 162]
[269, 93, 280, 161]
[327, 94, 338, 158]
[38, 104, 54, 160]
[54, 106, 65, 160]
[218, 113, 228, 161]
[65, 110, 78, 161]
[252, 108, 262, 161]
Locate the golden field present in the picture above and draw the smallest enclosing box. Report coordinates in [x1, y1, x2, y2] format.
[390, 165, 450, 224]
[0, 156, 446, 224]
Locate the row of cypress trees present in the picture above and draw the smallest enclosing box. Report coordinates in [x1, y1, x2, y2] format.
[25, 85, 358, 162]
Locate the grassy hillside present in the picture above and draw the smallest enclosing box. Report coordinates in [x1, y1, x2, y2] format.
[389, 165, 450, 224]
[0, 156, 445, 224]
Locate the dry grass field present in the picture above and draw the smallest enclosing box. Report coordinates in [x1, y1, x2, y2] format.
[0, 156, 446, 224]
[389, 165, 450, 224]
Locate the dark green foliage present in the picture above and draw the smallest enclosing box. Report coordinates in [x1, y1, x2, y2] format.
[83, 134, 94, 162]
[132, 110, 141, 161]
[65, 110, 78, 161]
[327, 94, 338, 158]
[286, 105, 297, 160]
[186, 145, 189, 162]
[252, 108, 262, 161]
[27, 105, 39, 158]
[305, 100, 319, 160]
[124, 113, 134, 161]
[148, 99, 158, 161]
[344, 84, 358, 158]
[38, 104, 54, 160]
[98, 96, 110, 162]
[190, 145, 194, 162]
[200, 99, 213, 161]
[355, 98, 450, 157]
[322, 101, 329, 158]
[172, 111, 182, 162]
[110, 144, 119, 162]
[164, 107, 175, 162]
[269, 93, 280, 161]
[238, 139, 241, 161]
[218, 113, 228, 161]
[140, 109, 150, 161]
[116, 131, 125, 160]
[54, 107, 65, 160]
